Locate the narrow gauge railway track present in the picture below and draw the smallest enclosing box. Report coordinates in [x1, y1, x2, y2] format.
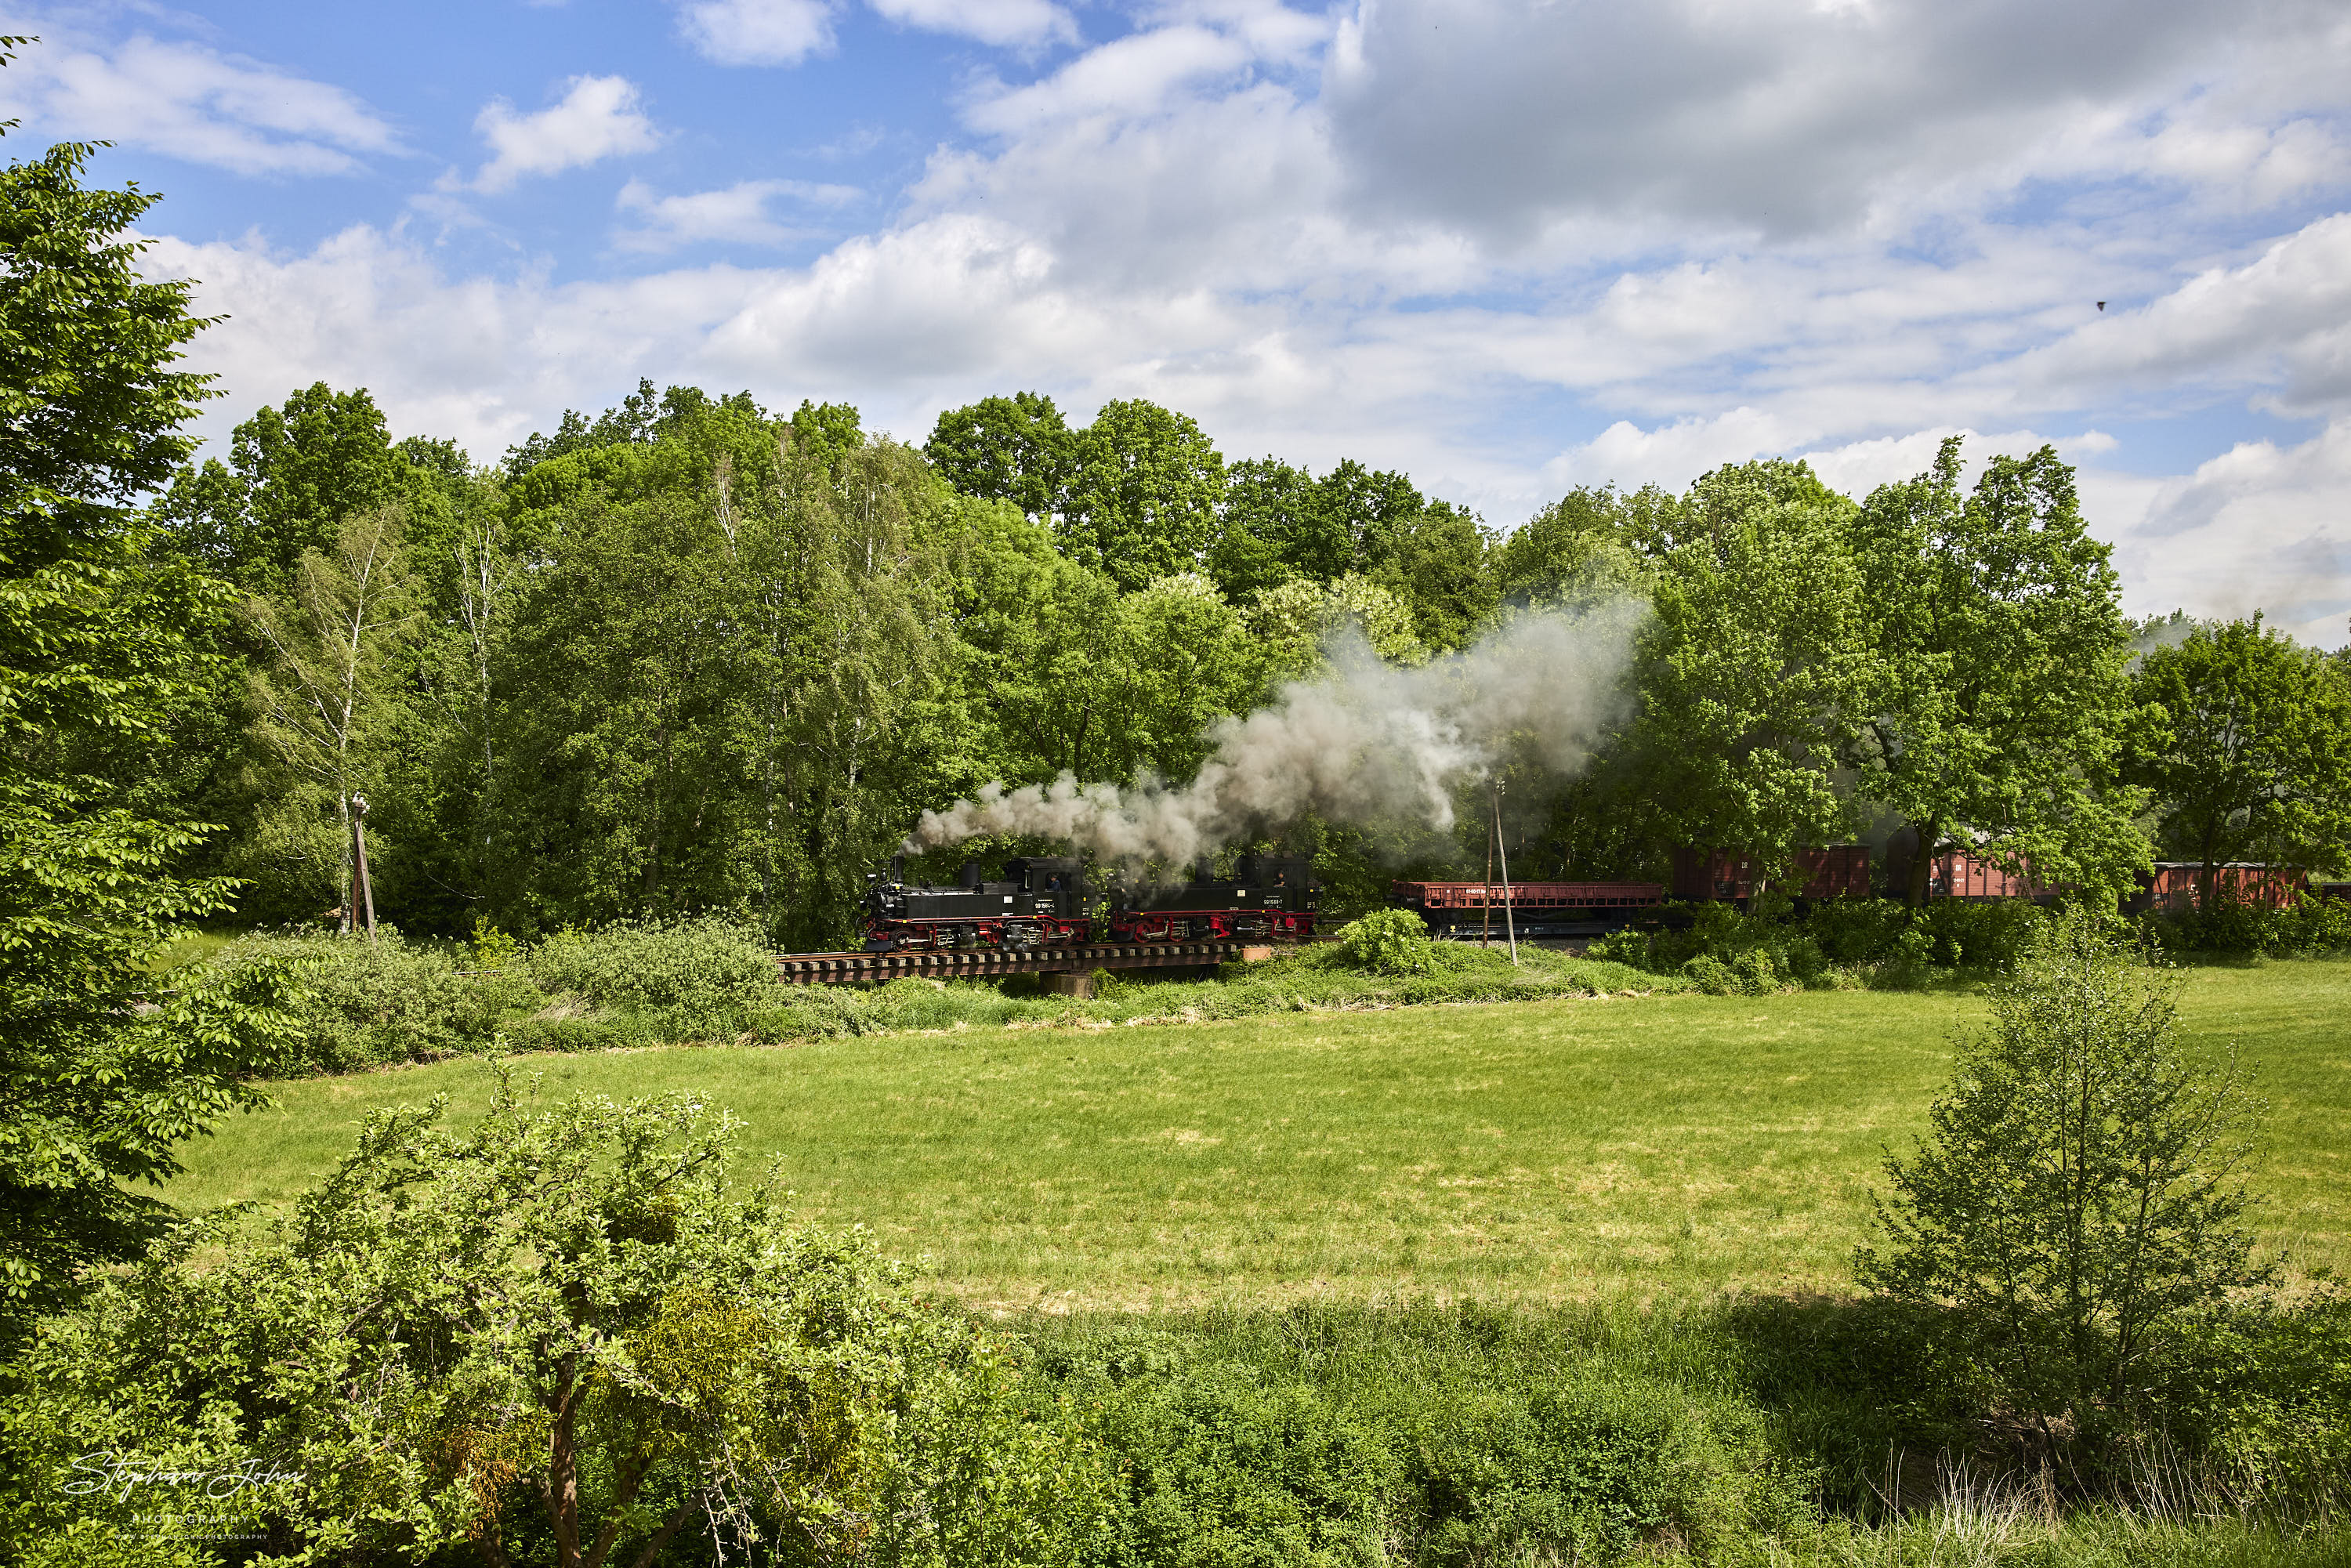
[776, 940, 1278, 987]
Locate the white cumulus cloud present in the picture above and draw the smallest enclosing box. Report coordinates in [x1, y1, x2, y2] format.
[463, 75, 661, 194]
[0, 31, 399, 176]
[676, 0, 839, 65]
[614, 177, 861, 252]
[868, 0, 1075, 49]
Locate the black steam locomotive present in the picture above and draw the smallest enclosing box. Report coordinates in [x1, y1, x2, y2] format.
[862, 856, 1089, 952]
[1105, 854, 1317, 942]
[862, 853, 1318, 951]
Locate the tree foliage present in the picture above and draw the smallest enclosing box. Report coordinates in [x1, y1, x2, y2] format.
[6, 1075, 1110, 1565]
[1633, 460, 1875, 880]
[1853, 439, 2146, 905]
[1859, 913, 2270, 1443]
[0, 101, 294, 1333]
[104, 344, 2338, 950]
[2125, 614, 2351, 896]
[1060, 398, 1226, 592]
[925, 389, 1074, 527]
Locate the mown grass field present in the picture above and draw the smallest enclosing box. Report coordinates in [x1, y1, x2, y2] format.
[165, 958, 2351, 1309]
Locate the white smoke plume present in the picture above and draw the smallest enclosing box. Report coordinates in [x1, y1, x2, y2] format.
[906, 599, 1648, 867]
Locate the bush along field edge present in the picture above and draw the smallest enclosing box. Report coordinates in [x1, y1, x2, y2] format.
[175, 885, 2351, 1076]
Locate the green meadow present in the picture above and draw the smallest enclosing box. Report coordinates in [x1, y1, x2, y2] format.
[165, 958, 2351, 1310]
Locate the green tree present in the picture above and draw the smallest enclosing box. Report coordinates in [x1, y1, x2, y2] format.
[1244, 573, 1423, 678]
[1061, 399, 1226, 592]
[1634, 460, 1875, 879]
[2124, 615, 2351, 902]
[1313, 458, 1427, 578]
[153, 382, 404, 588]
[1493, 483, 1665, 608]
[926, 389, 1075, 526]
[500, 378, 770, 480]
[1852, 439, 2146, 905]
[740, 437, 960, 945]
[0, 80, 293, 1332]
[491, 411, 956, 946]
[1368, 498, 1496, 654]
[1206, 454, 1317, 600]
[1859, 913, 2271, 1443]
[239, 505, 422, 926]
[492, 469, 759, 929]
[787, 395, 864, 477]
[1207, 455, 1420, 594]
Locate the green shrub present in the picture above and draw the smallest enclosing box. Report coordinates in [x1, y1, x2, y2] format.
[1686, 953, 1741, 994]
[1018, 1304, 1825, 1567]
[1918, 897, 2049, 969]
[1400, 1371, 1799, 1566]
[1100, 1368, 1395, 1566]
[1337, 906, 1440, 975]
[1806, 899, 1914, 965]
[529, 915, 785, 1038]
[0, 1074, 1113, 1566]
[205, 929, 546, 1072]
[2151, 885, 2351, 958]
[1609, 897, 2051, 991]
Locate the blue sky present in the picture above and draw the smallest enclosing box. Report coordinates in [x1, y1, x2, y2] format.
[5, 0, 2349, 642]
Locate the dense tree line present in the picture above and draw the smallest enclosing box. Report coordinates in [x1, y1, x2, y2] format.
[110, 371, 2351, 946]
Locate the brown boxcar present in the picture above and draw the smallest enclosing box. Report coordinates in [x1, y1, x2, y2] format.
[2132, 862, 2309, 913]
[1669, 846, 1870, 903]
[1920, 851, 2054, 900]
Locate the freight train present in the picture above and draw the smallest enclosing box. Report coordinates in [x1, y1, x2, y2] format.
[867, 841, 2321, 954]
[1387, 880, 1663, 939]
[867, 845, 1875, 951]
[863, 854, 1319, 952]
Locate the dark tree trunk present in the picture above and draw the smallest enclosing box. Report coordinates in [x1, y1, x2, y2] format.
[1905, 817, 1941, 907]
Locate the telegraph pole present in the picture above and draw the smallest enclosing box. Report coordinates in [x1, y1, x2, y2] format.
[1481, 789, 1495, 949]
[350, 794, 378, 950]
[1492, 777, 1517, 965]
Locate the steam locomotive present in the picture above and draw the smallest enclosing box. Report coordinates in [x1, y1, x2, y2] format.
[1106, 855, 1318, 943]
[862, 853, 1319, 952]
[862, 856, 1090, 951]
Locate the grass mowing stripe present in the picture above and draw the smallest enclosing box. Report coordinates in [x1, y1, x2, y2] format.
[162, 960, 2351, 1308]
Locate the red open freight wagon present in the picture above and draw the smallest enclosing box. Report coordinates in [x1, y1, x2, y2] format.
[1391, 879, 1663, 938]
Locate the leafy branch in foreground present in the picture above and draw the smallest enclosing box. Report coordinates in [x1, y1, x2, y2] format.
[5, 1071, 1109, 1566]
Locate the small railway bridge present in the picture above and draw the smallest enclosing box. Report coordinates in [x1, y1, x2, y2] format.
[776, 940, 1278, 987]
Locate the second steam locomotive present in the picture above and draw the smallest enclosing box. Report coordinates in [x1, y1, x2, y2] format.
[864, 855, 1319, 952]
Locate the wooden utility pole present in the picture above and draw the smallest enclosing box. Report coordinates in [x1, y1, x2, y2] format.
[350, 793, 378, 949]
[1481, 795, 1495, 949]
[1492, 778, 1517, 965]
